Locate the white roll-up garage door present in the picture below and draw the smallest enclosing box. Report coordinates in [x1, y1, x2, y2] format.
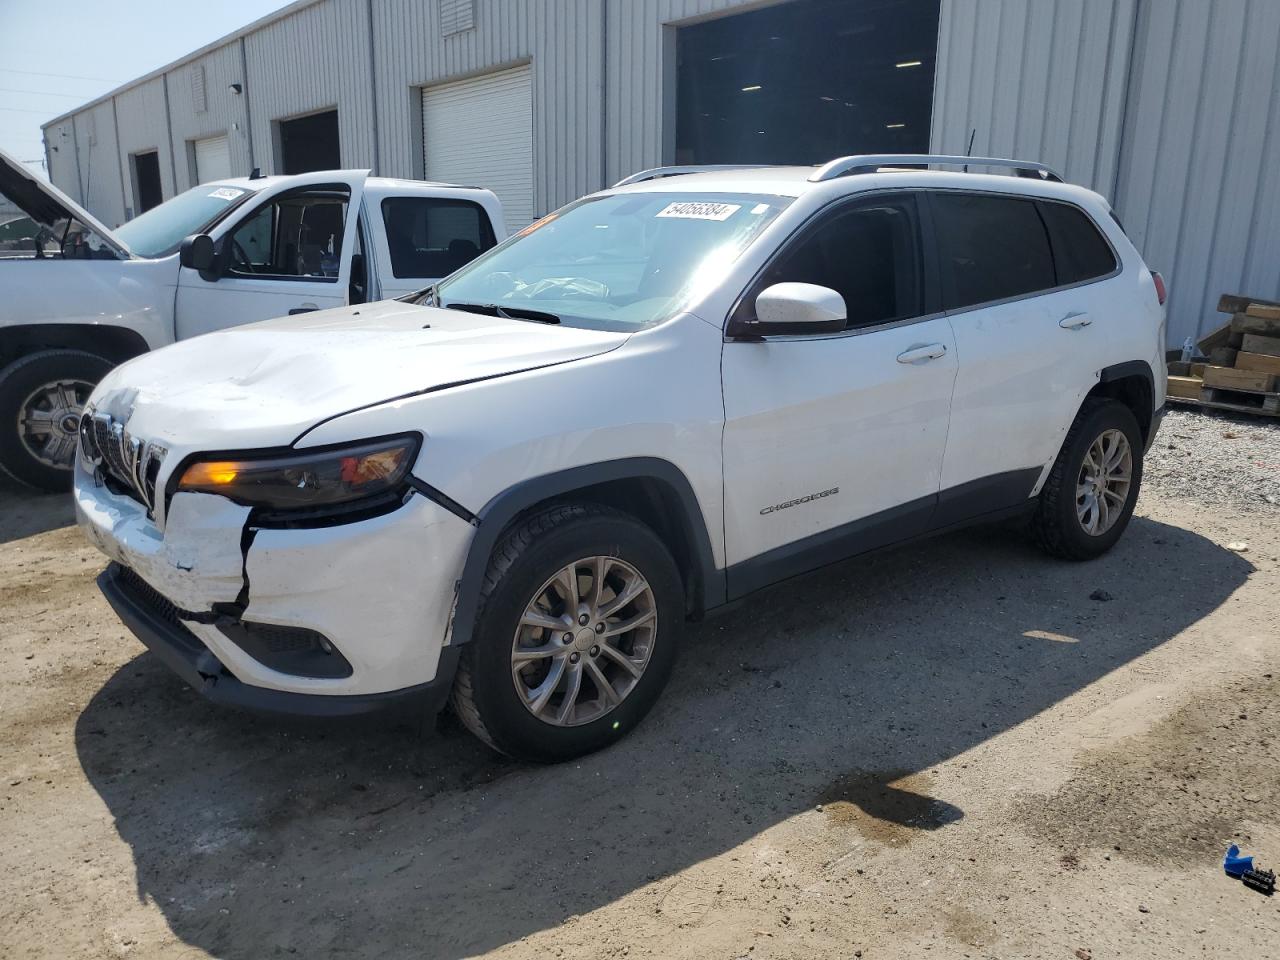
[422, 65, 534, 233]
[192, 135, 232, 184]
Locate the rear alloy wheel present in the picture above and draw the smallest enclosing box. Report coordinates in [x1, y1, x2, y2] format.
[451, 503, 682, 761]
[0, 350, 113, 491]
[1032, 399, 1144, 560]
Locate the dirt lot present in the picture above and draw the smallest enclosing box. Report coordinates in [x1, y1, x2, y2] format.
[3, 413, 1279, 959]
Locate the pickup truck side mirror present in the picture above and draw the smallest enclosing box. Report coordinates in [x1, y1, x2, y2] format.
[180, 234, 217, 278]
[728, 282, 848, 339]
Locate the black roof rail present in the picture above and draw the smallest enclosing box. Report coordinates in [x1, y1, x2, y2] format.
[808, 154, 1064, 183]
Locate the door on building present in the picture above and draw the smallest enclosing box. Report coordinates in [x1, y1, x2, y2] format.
[278, 110, 341, 174]
[192, 135, 232, 184]
[720, 191, 956, 595]
[130, 151, 163, 215]
[675, 0, 940, 165]
[422, 65, 534, 234]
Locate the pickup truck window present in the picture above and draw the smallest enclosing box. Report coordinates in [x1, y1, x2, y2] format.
[381, 197, 495, 279]
[225, 186, 349, 281]
[115, 183, 256, 258]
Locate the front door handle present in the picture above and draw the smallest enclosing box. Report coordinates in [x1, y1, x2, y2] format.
[896, 343, 948, 364]
[1059, 312, 1093, 330]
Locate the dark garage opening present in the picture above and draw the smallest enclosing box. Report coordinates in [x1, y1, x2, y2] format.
[131, 151, 163, 215]
[676, 0, 940, 165]
[278, 110, 341, 174]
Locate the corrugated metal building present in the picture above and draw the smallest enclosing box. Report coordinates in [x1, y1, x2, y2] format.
[41, 0, 1280, 345]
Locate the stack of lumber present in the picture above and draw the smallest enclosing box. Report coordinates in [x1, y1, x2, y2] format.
[1167, 294, 1280, 417]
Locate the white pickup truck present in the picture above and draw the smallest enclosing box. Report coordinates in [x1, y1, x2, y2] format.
[0, 151, 504, 489]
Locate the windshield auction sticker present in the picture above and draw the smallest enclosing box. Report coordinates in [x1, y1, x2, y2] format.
[655, 201, 741, 221]
[208, 187, 245, 201]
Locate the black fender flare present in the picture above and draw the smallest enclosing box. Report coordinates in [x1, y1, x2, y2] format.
[1097, 358, 1155, 392]
[447, 457, 724, 646]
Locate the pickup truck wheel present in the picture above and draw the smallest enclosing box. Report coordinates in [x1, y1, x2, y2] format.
[0, 349, 112, 491]
[451, 503, 683, 762]
[1031, 399, 1144, 560]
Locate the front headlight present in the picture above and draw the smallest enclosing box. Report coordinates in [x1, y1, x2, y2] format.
[176, 435, 420, 510]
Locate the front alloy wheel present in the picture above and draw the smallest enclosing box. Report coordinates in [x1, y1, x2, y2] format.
[512, 556, 657, 726]
[451, 503, 682, 761]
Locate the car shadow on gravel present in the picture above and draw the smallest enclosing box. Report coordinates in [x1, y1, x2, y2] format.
[74, 514, 1251, 959]
[0, 482, 75, 544]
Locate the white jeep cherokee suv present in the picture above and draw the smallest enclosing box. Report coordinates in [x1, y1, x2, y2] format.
[75, 155, 1167, 761]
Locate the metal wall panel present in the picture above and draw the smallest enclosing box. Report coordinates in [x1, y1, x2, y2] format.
[930, 0, 1137, 193]
[113, 77, 176, 214]
[1113, 0, 1280, 343]
[372, 0, 604, 219]
[164, 43, 253, 192]
[72, 101, 126, 228]
[44, 121, 80, 203]
[243, 0, 376, 173]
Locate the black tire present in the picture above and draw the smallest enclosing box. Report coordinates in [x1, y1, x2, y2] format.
[1031, 399, 1144, 560]
[450, 502, 684, 762]
[0, 349, 113, 492]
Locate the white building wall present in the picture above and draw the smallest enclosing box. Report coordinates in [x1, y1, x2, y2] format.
[372, 0, 605, 219]
[244, 0, 377, 172]
[113, 77, 176, 215]
[164, 43, 253, 192]
[72, 100, 126, 228]
[1113, 0, 1280, 343]
[40, 0, 1280, 345]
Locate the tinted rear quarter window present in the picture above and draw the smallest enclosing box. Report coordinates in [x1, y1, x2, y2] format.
[381, 197, 495, 279]
[931, 192, 1055, 310]
[1038, 201, 1118, 285]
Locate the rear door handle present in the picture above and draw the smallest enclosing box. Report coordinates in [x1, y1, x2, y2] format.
[1059, 312, 1092, 330]
[896, 343, 948, 364]
[289, 304, 319, 315]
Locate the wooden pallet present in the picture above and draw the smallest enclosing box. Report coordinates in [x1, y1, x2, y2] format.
[1168, 383, 1280, 418]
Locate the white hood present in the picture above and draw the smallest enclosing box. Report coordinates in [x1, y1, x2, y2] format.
[89, 300, 628, 452]
[0, 147, 131, 257]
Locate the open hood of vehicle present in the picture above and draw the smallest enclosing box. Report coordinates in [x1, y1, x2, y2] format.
[88, 300, 629, 454]
[0, 147, 130, 257]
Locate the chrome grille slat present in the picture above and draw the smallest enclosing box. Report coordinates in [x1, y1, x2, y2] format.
[80, 410, 166, 514]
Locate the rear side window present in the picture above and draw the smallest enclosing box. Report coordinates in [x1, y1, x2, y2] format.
[381, 197, 495, 279]
[1038, 201, 1118, 285]
[932, 192, 1055, 310]
[740, 193, 924, 331]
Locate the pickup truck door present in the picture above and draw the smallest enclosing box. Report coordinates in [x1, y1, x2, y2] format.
[370, 192, 503, 299]
[174, 172, 368, 339]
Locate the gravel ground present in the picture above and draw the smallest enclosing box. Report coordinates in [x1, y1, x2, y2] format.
[1, 412, 1278, 960]
[1145, 406, 1280, 511]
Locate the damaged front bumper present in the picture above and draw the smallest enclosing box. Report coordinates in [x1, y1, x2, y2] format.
[76, 471, 475, 715]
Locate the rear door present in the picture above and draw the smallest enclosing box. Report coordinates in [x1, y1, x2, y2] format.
[931, 190, 1119, 504]
[373, 194, 498, 298]
[720, 191, 957, 595]
[174, 172, 366, 339]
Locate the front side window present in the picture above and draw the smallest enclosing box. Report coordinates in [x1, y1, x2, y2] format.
[382, 197, 495, 279]
[737, 194, 924, 331]
[224, 186, 349, 280]
[932, 192, 1055, 310]
[434, 192, 792, 331]
[114, 183, 255, 258]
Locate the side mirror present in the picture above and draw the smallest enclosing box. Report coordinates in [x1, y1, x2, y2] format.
[179, 234, 217, 277]
[739, 282, 847, 337]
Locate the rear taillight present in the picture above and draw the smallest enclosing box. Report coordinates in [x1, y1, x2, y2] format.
[1151, 271, 1168, 306]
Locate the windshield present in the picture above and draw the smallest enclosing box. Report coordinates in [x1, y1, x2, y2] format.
[435, 192, 792, 330]
[115, 183, 256, 258]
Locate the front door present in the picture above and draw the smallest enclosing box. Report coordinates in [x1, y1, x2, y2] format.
[721, 192, 957, 596]
[175, 173, 367, 339]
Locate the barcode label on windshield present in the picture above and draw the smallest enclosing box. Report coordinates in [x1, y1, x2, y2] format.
[208, 187, 244, 201]
[655, 201, 741, 221]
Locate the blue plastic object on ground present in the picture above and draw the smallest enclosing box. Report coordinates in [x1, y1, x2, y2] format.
[1224, 844, 1255, 877]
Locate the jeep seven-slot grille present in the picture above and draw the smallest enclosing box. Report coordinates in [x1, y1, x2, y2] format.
[79, 412, 165, 513]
